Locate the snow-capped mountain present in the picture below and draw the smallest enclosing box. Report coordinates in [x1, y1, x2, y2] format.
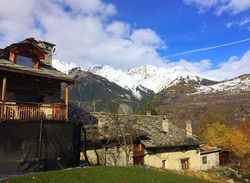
[91, 64, 216, 99]
[195, 74, 250, 94]
[90, 65, 141, 98]
[53, 60, 250, 99]
[52, 59, 83, 74]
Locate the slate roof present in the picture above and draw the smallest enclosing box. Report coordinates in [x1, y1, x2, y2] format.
[0, 58, 76, 83]
[87, 112, 202, 148]
[136, 118, 201, 148]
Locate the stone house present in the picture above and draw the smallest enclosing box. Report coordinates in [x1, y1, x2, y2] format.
[83, 112, 219, 171]
[200, 144, 221, 170]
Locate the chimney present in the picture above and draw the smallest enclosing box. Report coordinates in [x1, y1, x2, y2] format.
[162, 117, 169, 133]
[186, 120, 192, 136]
[37, 41, 55, 66]
[146, 110, 151, 116]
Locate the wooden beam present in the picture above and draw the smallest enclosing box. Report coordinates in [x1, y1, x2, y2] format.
[1, 76, 7, 101]
[65, 85, 69, 121]
[10, 52, 16, 63]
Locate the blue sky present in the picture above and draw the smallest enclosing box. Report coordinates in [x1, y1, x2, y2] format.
[107, 0, 250, 69]
[0, 0, 249, 80]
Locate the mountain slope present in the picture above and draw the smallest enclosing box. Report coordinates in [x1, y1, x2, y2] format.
[145, 74, 250, 132]
[67, 67, 139, 112]
[194, 74, 250, 94]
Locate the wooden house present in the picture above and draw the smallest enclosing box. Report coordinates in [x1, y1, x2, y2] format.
[0, 38, 76, 121]
[0, 38, 81, 173]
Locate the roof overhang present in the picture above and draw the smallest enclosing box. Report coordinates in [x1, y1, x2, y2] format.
[0, 61, 78, 84]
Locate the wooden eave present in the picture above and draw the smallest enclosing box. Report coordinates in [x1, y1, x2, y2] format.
[7, 43, 45, 60]
[0, 64, 77, 84]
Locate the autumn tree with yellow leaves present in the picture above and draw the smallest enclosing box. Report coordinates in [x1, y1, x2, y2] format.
[200, 111, 249, 158]
[239, 119, 250, 143]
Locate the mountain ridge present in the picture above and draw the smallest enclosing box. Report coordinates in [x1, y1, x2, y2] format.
[53, 59, 221, 99]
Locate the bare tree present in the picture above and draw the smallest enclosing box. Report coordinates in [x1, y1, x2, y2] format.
[84, 100, 143, 166]
[84, 117, 103, 166]
[103, 102, 141, 166]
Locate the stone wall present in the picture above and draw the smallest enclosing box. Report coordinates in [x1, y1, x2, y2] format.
[85, 147, 133, 166]
[85, 146, 202, 170]
[144, 149, 201, 170]
[201, 152, 220, 170]
[38, 41, 54, 66]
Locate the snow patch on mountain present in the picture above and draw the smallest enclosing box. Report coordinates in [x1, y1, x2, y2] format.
[91, 65, 143, 98]
[194, 76, 250, 94]
[52, 59, 83, 74]
[92, 64, 213, 99]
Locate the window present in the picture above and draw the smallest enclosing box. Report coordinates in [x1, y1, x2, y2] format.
[16, 55, 34, 68]
[181, 158, 189, 170]
[202, 156, 207, 164]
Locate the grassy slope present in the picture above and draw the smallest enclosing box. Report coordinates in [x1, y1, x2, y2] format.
[0, 167, 213, 183]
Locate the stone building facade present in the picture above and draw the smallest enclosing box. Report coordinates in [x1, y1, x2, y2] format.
[83, 112, 218, 170]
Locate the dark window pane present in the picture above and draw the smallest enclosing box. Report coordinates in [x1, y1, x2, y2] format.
[15, 94, 42, 103]
[202, 156, 207, 164]
[16, 55, 34, 68]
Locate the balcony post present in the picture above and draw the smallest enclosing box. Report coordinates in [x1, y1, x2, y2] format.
[1, 76, 7, 119]
[65, 85, 69, 121]
[1, 76, 7, 102]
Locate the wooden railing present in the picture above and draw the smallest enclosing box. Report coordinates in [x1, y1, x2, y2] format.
[0, 102, 66, 121]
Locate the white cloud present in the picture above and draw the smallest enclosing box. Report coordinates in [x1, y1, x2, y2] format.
[164, 50, 250, 81]
[226, 21, 234, 28]
[106, 21, 131, 38]
[0, 0, 38, 43]
[183, 0, 250, 15]
[0, 0, 165, 70]
[0, 0, 249, 81]
[239, 18, 250, 26]
[203, 50, 250, 80]
[183, 0, 218, 13]
[131, 29, 165, 49]
[216, 0, 250, 15]
[165, 59, 211, 74]
[225, 18, 250, 30]
[63, 0, 116, 16]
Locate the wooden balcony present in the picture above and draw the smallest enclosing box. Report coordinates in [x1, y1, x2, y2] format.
[0, 102, 67, 121]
